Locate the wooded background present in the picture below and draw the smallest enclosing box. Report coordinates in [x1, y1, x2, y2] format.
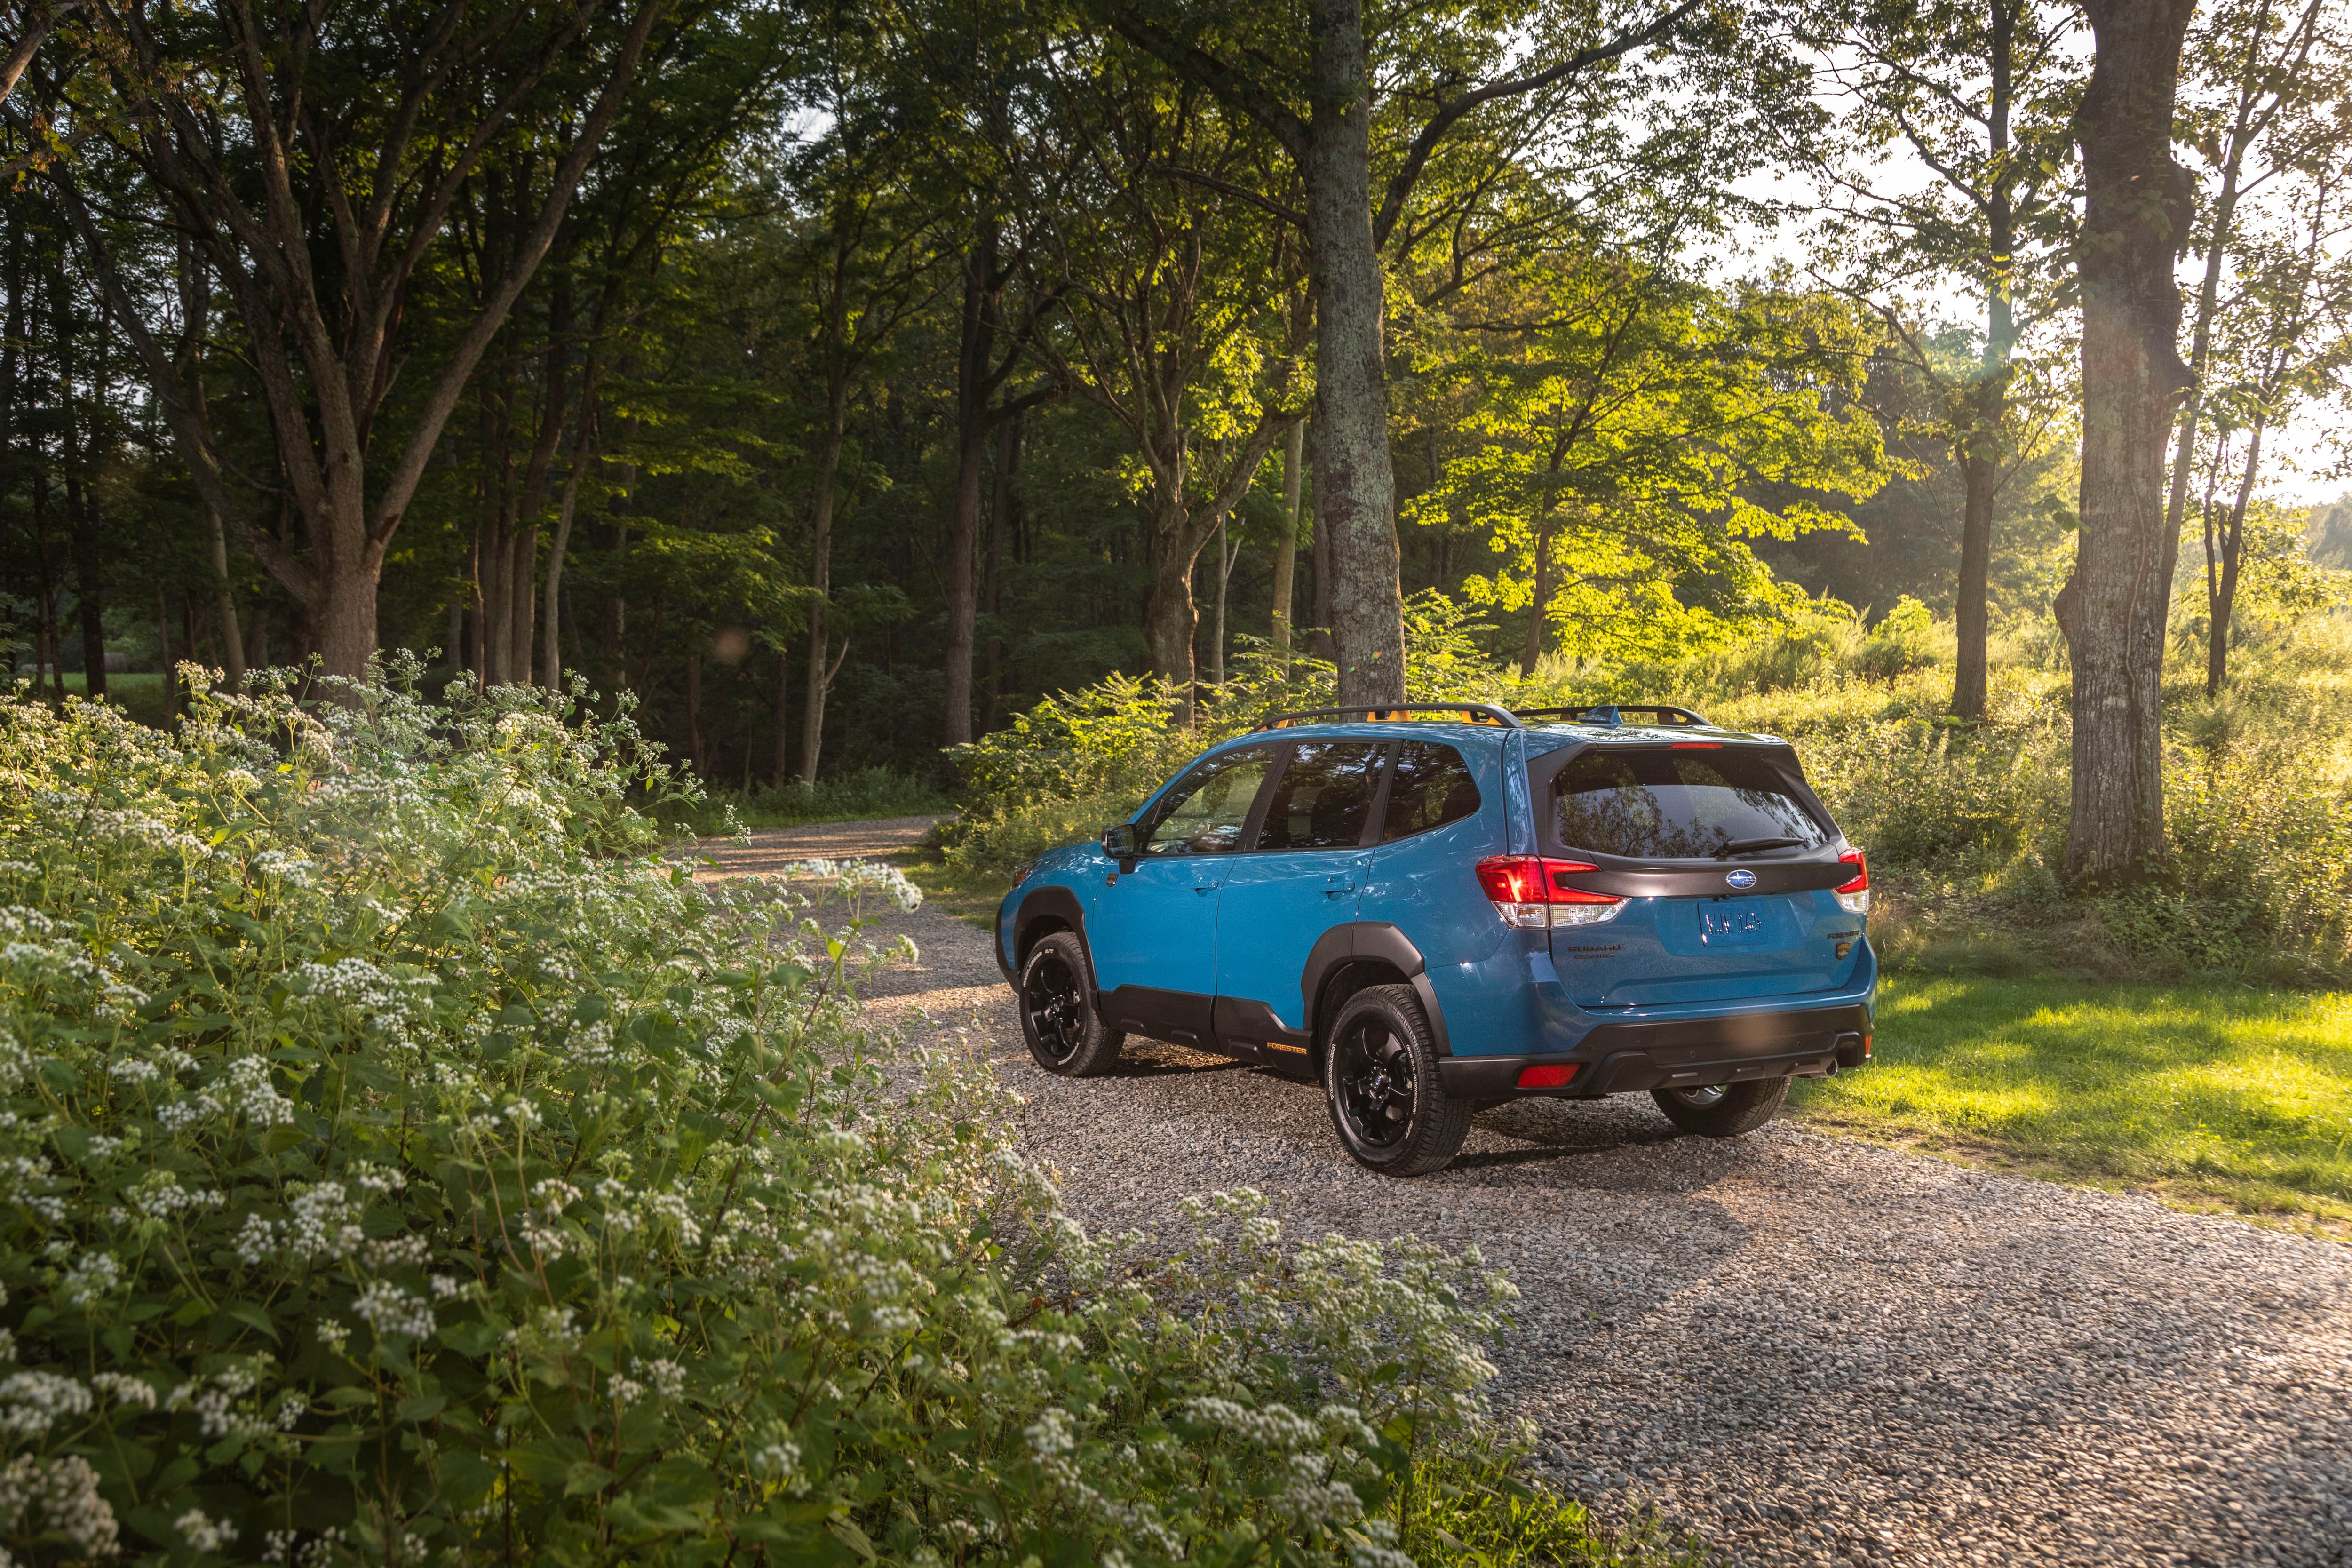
[2, 0, 2347, 880]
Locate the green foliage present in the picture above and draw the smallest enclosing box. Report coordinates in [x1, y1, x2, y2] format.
[939, 595, 1516, 883]
[0, 661, 1542, 1566]
[1399, 1443, 1712, 1567]
[1404, 260, 1890, 663]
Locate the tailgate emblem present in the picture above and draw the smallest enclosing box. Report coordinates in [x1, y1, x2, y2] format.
[1724, 869, 1757, 889]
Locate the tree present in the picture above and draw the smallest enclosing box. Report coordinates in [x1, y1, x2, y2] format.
[2056, 0, 2199, 885]
[1102, 0, 1716, 707]
[1806, 0, 2078, 717]
[1032, 58, 1305, 713]
[1407, 252, 1887, 668]
[2186, 159, 2352, 693]
[17, 0, 686, 677]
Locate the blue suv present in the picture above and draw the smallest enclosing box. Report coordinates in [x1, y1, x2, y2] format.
[993, 703, 1876, 1176]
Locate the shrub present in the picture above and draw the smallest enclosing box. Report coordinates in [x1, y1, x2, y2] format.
[940, 594, 1519, 883]
[0, 663, 1528, 1566]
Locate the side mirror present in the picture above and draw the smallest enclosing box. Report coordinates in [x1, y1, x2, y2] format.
[1101, 823, 1140, 867]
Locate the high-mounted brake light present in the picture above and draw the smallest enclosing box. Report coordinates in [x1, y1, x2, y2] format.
[1474, 856, 1627, 929]
[1835, 849, 1870, 915]
[1669, 741, 1724, 749]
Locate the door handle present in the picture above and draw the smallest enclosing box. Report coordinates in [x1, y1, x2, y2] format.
[1193, 880, 1220, 894]
[1325, 877, 1356, 896]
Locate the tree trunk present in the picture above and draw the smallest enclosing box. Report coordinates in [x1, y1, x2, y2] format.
[2204, 419, 2264, 696]
[773, 645, 792, 785]
[1951, 0, 2023, 720]
[1306, 0, 1406, 707]
[542, 438, 589, 690]
[1142, 493, 1202, 708]
[1953, 406, 2000, 717]
[2057, 0, 2198, 885]
[509, 525, 537, 687]
[1272, 418, 1305, 656]
[685, 639, 704, 778]
[205, 504, 246, 685]
[1209, 516, 1231, 688]
[984, 410, 1020, 732]
[1521, 508, 1555, 676]
[801, 403, 846, 781]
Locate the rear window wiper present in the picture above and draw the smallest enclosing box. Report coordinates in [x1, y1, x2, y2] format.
[1713, 836, 1805, 858]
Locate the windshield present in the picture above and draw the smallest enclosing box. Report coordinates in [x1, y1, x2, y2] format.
[1552, 748, 1826, 860]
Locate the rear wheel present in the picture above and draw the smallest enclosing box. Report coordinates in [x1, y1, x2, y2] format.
[1018, 932, 1124, 1077]
[1649, 1077, 1788, 1137]
[1322, 984, 1471, 1177]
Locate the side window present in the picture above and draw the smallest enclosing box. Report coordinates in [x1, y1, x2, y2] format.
[1141, 746, 1276, 856]
[1257, 741, 1385, 851]
[1382, 741, 1481, 841]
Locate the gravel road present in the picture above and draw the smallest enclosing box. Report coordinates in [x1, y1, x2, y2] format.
[699, 821, 2352, 1568]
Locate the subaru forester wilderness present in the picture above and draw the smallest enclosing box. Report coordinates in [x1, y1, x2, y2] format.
[993, 703, 1875, 1176]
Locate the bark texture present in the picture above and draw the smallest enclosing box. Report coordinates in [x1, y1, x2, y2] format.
[2056, 0, 2198, 884]
[1271, 418, 1304, 655]
[1305, 0, 1405, 706]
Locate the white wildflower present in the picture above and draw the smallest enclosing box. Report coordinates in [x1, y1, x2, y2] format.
[176, 1507, 238, 1553]
[0, 1369, 91, 1436]
[350, 1280, 435, 1341]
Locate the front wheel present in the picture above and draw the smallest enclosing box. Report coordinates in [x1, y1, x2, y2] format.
[1018, 932, 1124, 1077]
[1649, 1077, 1788, 1137]
[1321, 984, 1471, 1177]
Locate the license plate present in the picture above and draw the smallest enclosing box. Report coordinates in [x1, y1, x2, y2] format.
[1700, 903, 1769, 945]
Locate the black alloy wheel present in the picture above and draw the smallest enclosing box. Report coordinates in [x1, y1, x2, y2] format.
[1022, 947, 1087, 1066]
[1016, 931, 1125, 1077]
[1319, 984, 1472, 1177]
[1333, 1016, 1416, 1150]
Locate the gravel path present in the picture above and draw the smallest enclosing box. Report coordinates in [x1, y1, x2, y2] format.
[706, 821, 2352, 1568]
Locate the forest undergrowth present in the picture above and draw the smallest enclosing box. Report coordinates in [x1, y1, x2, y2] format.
[0, 660, 1706, 1567]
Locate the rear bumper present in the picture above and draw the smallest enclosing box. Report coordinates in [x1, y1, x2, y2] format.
[1439, 1003, 1873, 1100]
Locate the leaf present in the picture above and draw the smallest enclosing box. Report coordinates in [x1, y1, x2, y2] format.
[220, 1301, 281, 1342]
[826, 1518, 877, 1561]
[396, 1393, 447, 1424]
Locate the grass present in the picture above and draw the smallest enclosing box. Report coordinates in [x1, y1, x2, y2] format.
[1791, 973, 2352, 1236]
[1405, 1445, 1711, 1566]
[660, 766, 956, 836]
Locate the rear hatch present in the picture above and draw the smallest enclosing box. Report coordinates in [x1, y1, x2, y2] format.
[1537, 739, 1863, 1009]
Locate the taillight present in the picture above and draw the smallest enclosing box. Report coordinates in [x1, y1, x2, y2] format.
[1835, 848, 1870, 915]
[1474, 856, 1627, 929]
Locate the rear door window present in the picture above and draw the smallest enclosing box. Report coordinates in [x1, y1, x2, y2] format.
[1256, 741, 1385, 851]
[1382, 741, 1480, 840]
[1551, 748, 1826, 860]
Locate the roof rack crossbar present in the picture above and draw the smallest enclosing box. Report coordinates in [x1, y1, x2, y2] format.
[1257, 702, 1525, 731]
[1510, 703, 1711, 729]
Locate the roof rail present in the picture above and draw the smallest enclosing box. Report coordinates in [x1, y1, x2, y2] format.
[1259, 702, 1525, 731]
[1511, 703, 1711, 729]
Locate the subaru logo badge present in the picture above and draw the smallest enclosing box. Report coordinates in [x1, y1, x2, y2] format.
[1725, 869, 1757, 890]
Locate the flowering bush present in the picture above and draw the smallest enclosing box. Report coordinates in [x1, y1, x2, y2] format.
[0, 662, 1523, 1567]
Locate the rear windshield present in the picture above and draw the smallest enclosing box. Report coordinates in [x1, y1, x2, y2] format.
[1551, 748, 1826, 860]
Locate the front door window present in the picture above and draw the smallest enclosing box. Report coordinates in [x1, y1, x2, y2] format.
[1143, 746, 1276, 856]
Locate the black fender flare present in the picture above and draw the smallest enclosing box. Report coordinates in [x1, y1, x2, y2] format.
[1299, 922, 1452, 1056]
[1006, 885, 1089, 981]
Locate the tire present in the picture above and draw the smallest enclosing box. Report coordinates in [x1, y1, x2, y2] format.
[1649, 1077, 1788, 1138]
[1017, 931, 1125, 1077]
[1321, 984, 1472, 1177]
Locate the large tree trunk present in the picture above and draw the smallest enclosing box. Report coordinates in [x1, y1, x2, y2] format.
[1306, 0, 1406, 707]
[942, 229, 1001, 749]
[1142, 492, 1202, 703]
[2057, 0, 2198, 885]
[1272, 419, 1304, 656]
